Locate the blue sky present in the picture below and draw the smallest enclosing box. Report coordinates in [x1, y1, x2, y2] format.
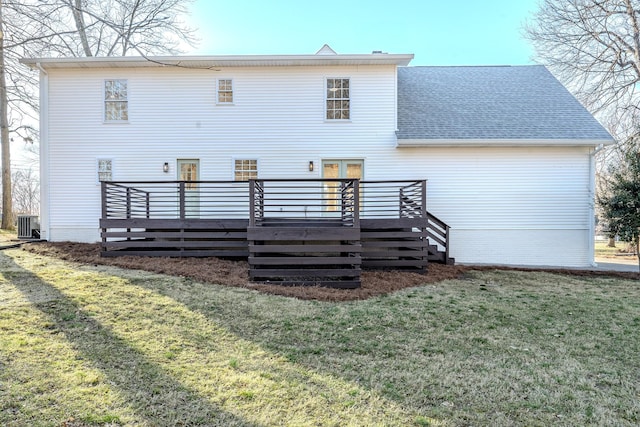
[187, 0, 539, 65]
[12, 0, 542, 171]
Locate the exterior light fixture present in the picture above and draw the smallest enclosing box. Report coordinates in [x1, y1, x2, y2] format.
[163, 162, 169, 173]
[308, 161, 314, 172]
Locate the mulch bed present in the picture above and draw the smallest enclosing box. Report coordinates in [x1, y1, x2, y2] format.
[22, 241, 639, 302]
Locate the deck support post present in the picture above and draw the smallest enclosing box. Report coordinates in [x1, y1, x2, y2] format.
[126, 187, 132, 240]
[179, 182, 186, 220]
[249, 179, 255, 227]
[421, 180, 427, 218]
[353, 179, 360, 228]
[101, 181, 107, 252]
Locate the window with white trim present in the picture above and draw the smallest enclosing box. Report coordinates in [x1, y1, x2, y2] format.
[234, 159, 257, 181]
[326, 78, 350, 120]
[217, 79, 233, 104]
[104, 80, 128, 121]
[97, 158, 113, 182]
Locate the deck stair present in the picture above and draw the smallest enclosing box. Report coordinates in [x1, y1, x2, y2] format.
[247, 179, 362, 288]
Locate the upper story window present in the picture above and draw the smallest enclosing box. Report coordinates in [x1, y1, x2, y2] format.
[104, 80, 128, 121]
[217, 79, 233, 104]
[326, 78, 350, 120]
[234, 159, 257, 181]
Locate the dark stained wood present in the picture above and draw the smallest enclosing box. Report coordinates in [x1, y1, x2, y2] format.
[248, 244, 362, 253]
[103, 231, 247, 239]
[250, 268, 360, 278]
[100, 179, 454, 287]
[360, 231, 428, 239]
[362, 250, 424, 257]
[104, 240, 248, 249]
[100, 218, 249, 229]
[248, 223, 361, 286]
[360, 218, 427, 228]
[425, 231, 447, 247]
[361, 259, 428, 268]
[247, 227, 360, 241]
[361, 240, 426, 248]
[248, 256, 362, 266]
[102, 249, 249, 257]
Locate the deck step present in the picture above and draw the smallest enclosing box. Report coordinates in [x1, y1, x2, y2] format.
[101, 216, 453, 287]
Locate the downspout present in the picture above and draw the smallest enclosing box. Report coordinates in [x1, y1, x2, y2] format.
[589, 144, 605, 267]
[35, 63, 49, 241]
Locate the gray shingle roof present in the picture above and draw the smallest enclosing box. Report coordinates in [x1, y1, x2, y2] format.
[397, 65, 613, 141]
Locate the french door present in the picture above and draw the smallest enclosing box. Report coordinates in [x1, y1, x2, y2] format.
[322, 160, 363, 212]
[177, 159, 199, 217]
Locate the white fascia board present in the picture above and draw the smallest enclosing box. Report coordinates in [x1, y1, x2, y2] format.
[395, 138, 616, 147]
[20, 53, 414, 69]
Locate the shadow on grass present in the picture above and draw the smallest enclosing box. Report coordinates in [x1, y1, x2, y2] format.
[3, 254, 257, 426]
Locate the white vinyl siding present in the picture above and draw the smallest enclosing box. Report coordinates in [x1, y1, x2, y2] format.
[44, 65, 596, 267]
[44, 65, 397, 242]
[388, 146, 592, 266]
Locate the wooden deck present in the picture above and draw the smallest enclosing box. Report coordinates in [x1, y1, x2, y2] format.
[100, 179, 453, 288]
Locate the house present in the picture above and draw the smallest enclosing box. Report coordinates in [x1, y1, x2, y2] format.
[21, 45, 614, 270]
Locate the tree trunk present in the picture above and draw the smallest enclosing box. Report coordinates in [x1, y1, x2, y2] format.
[636, 239, 640, 273]
[607, 236, 616, 247]
[72, 0, 92, 56]
[0, 3, 14, 230]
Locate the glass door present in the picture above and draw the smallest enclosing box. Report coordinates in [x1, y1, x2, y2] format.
[177, 159, 200, 218]
[322, 160, 363, 213]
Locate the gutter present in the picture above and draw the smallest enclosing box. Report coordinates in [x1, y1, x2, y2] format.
[395, 138, 616, 148]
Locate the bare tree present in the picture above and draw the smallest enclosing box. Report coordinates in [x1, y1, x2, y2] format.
[0, 3, 12, 229]
[12, 167, 39, 215]
[525, 0, 640, 149]
[37, 0, 196, 57]
[0, 0, 195, 230]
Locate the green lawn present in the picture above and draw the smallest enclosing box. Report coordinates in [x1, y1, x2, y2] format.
[1, 249, 639, 426]
[595, 239, 637, 257]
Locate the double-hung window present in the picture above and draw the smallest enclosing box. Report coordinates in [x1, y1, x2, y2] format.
[217, 79, 233, 104]
[326, 78, 350, 120]
[104, 79, 128, 121]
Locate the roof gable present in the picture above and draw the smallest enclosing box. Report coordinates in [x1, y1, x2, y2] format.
[315, 44, 337, 55]
[396, 65, 613, 144]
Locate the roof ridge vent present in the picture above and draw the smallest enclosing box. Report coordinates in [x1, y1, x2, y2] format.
[315, 44, 337, 55]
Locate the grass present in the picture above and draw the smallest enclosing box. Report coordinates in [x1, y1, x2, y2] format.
[1, 249, 639, 426]
[595, 240, 637, 257]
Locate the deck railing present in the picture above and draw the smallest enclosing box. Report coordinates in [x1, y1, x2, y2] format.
[102, 182, 150, 219]
[102, 179, 428, 222]
[248, 179, 361, 227]
[426, 211, 451, 262]
[100, 179, 454, 266]
[101, 181, 251, 219]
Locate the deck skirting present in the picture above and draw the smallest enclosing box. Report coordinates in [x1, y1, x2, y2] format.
[100, 217, 444, 287]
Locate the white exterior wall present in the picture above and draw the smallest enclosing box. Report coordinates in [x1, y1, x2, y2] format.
[43, 65, 594, 267]
[389, 146, 593, 267]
